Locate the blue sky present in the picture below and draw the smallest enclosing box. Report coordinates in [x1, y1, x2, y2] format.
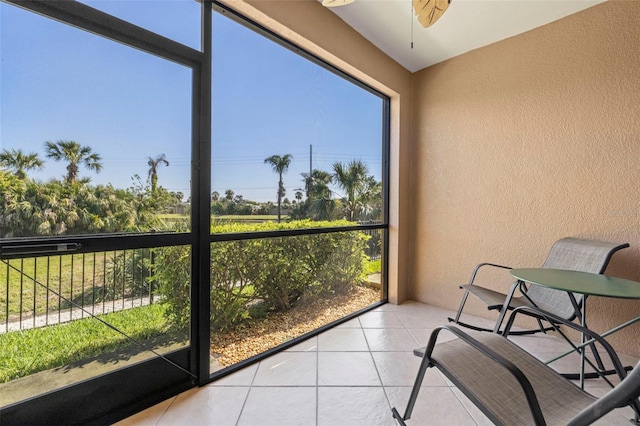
[1, 1, 383, 203]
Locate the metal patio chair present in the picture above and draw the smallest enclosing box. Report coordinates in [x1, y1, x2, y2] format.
[448, 237, 629, 335]
[392, 310, 640, 425]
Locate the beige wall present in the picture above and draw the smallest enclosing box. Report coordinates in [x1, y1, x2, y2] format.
[410, 1, 640, 355]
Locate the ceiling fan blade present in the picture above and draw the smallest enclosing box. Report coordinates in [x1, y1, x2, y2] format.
[322, 0, 355, 7]
[413, 0, 451, 28]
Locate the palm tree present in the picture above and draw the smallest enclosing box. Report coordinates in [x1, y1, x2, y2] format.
[304, 169, 333, 199]
[311, 170, 335, 220]
[0, 149, 44, 179]
[44, 140, 102, 184]
[264, 154, 293, 222]
[358, 175, 383, 220]
[300, 169, 335, 220]
[332, 159, 369, 221]
[147, 154, 169, 192]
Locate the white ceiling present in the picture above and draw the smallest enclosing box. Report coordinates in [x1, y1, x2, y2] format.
[327, 0, 605, 72]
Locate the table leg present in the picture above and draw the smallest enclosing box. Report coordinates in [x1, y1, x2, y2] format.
[546, 315, 640, 362]
[566, 292, 586, 388]
[580, 300, 586, 389]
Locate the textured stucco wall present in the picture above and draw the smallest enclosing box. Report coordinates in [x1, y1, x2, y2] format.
[410, 1, 640, 355]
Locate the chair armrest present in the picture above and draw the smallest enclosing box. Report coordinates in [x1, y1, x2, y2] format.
[463, 262, 513, 288]
[503, 306, 628, 381]
[423, 325, 546, 424]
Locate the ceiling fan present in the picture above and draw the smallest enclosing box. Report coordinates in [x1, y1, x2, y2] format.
[321, 0, 452, 28]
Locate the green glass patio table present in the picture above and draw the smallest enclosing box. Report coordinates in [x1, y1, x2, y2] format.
[510, 268, 640, 300]
[509, 268, 640, 387]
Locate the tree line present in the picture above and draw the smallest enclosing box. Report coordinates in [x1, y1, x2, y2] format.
[0, 140, 169, 190]
[210, 154, 382, 223]
[0, 141, 382, 237]
[263, 154, 382, 223]
[0, 141, 178, 237]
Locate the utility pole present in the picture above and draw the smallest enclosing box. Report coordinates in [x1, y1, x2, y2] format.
[309, 144, 312, 176]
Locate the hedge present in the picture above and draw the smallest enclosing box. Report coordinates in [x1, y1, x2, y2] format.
[153, 220, 369, 331]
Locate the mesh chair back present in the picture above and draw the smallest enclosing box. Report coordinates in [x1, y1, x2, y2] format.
[526, 237, 629, 319]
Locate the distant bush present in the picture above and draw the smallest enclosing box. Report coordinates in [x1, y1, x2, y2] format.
[154, 220, 369, 332]
[153, 244, 192, 330]
[0, 172, 180, 237]
[106, 248, 154, 299]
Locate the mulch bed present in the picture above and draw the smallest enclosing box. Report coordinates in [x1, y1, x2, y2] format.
[210, 284, 380, 367]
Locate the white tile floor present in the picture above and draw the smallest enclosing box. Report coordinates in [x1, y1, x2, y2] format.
[116, 301, 639, 425]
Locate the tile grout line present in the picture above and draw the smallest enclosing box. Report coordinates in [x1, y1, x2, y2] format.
[153, 395, 177, 426]
[315, 335, 319, 426]
[234, 362, 260, 426]
[376, 310, 406, 420]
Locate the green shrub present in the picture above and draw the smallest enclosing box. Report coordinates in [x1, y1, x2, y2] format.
[311, 231, 369, 294]
[209, 240, 254, 331]
[244, 236, 311, 312]
[153, 246, 191, 331]
[153, 220, 370, 332]
[106, 248, 154, 299]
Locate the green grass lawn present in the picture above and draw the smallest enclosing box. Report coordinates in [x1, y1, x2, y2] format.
[156, 213, 188, 220]
[0, 253, 111, 319]
[214, 215, 283, 221]
[364, 259, 381, 275]
[0, 248, 158, 320]
[157, 213, 286, 221]
[0, 303, 173, 383]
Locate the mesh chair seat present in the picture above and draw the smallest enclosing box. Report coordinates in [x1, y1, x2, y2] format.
[429, 333, 627, 425]
[459, 284, 537, 310]
[392, 323, 640, 426]
[449, 237, 629, 334]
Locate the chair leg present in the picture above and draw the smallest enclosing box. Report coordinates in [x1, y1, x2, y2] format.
[493, 281, 521, 334]
[573, 304, 607, 373]
[446, 318, 495, 333]
[450, 311, 556, 335]
[448, 289, 494, 331]
[630, 397, 640, 425]
[451, 288, 471, 324]
[499, 324, 555, 336]
[588, 342, 607, 371]
[561, 365, 633, 380]
[391, 408, 407, 425]
[450, 281, 556, 336]
[581, 317, 606, 372]
[392, 351, 432, 424]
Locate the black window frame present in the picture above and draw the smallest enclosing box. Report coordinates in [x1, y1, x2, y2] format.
[0, 0, 390, 422]
[205, 2, 391, 381]
[0, 0, 209, 423]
